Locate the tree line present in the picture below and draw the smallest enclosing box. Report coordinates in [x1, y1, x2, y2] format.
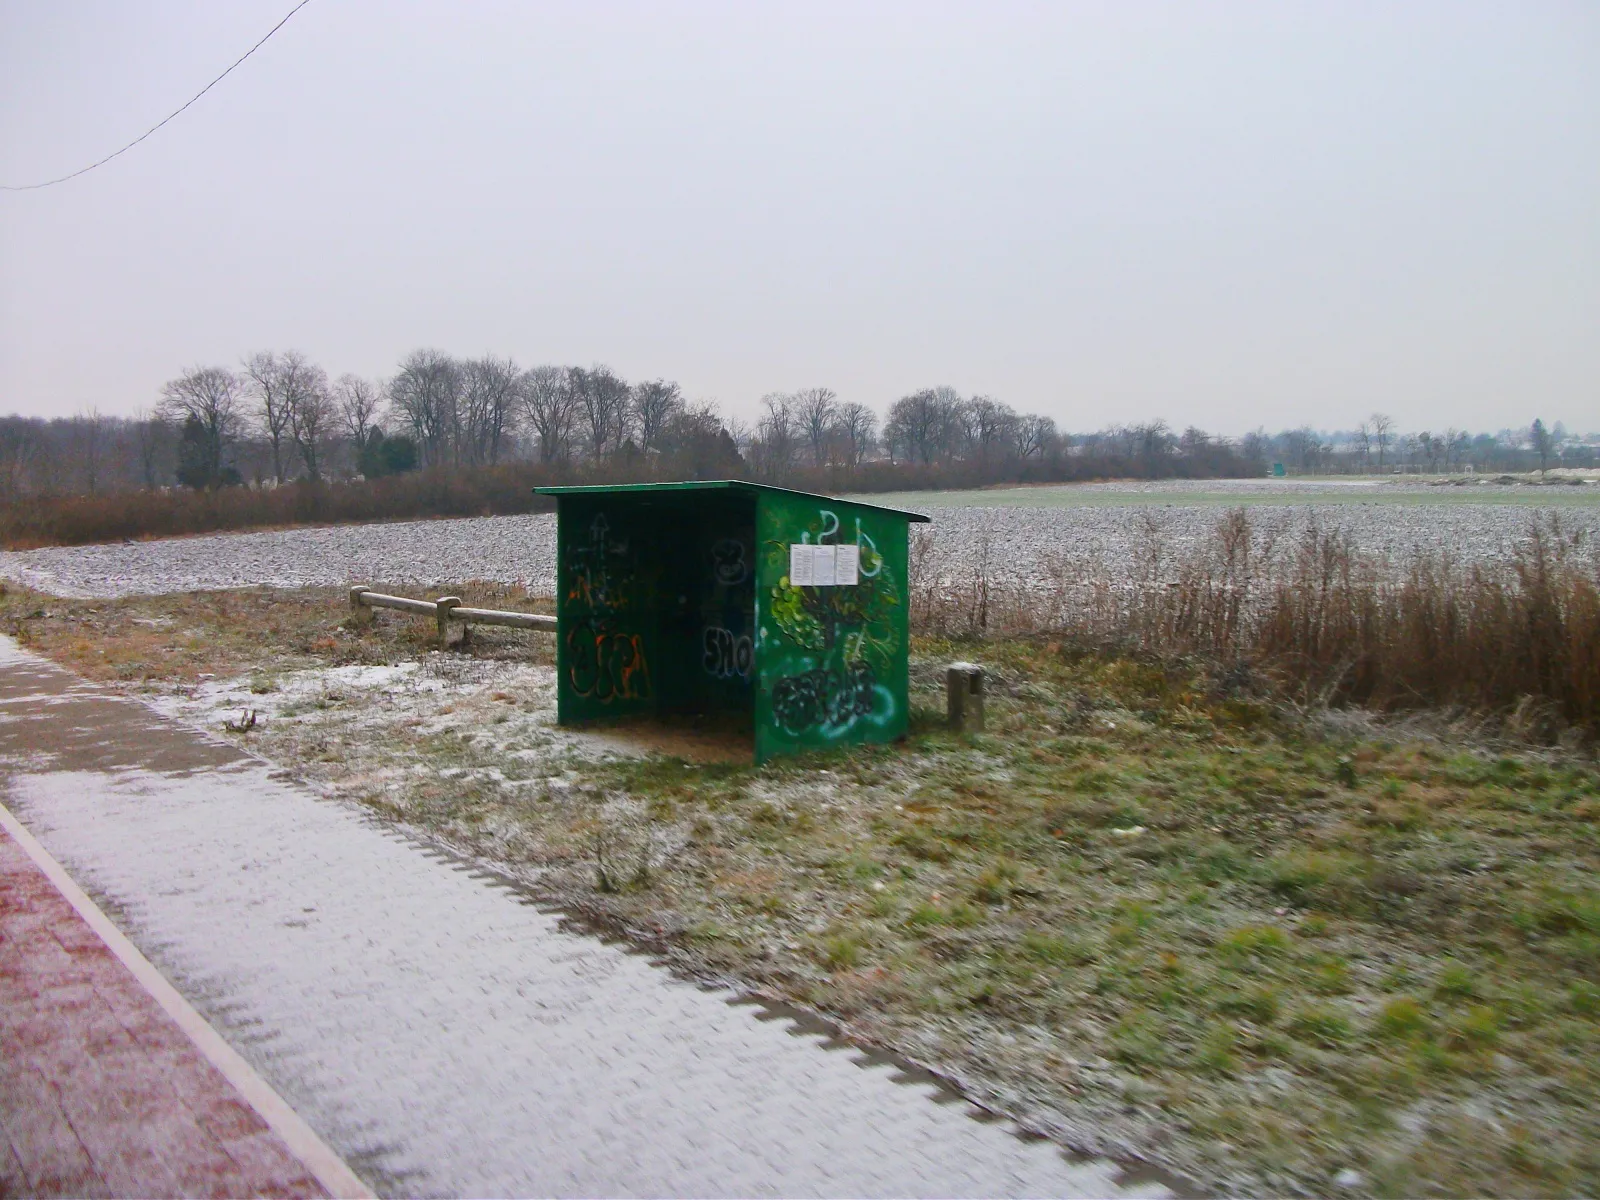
[1258, 413, 1595, 476]
[1, 351, 1593, 508]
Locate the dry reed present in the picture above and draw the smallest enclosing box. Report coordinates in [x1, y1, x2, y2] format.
[911, 509, 1600, 735]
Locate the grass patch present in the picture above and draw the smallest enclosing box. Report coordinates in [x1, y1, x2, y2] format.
[7, 583, 1600, 1196]
[1286, 1004, 1353, 1048]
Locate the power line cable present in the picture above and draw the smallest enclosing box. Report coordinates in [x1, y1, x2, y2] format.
[2, 0, 314, 192]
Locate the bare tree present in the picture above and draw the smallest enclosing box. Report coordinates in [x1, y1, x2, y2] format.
[1136, 421, 1175, 472]
[288, 362, 334, 481]
[883, 386, 967, 464]
[459, 355, 520, 466]
[793, 387, 837, 466]
[884, 389, 943, 465]
[754, 392, 797, 476]
[335, 375, 383, 446]
[658, 400, 743, 476]
[832, 402, 876, 468]
[1414, 431, 1438, 473]
[930, 387, 967, 462]
[244, 352, 295, 483]
[69, 407, 107, 495]
[1441, 427, 1464, 473]
[520, 365, 576, 463]
[723, 414, 753, 458]
[131, 412, 173, 489]
[630, 379, 683, 455]
[1531, 418, 1554, 477]
[1240, 428, 1271, 469]
[965, 395, 1018, 463]
[1015, 413, 1058, 459]
[390, 349, 461, 467]
[1370, 412, 1394, 470]
[570, 365, 630, 459]
[0, 418, 39, 502]
[159, 366, 243, 488]
[1353, 421, 1371, 471]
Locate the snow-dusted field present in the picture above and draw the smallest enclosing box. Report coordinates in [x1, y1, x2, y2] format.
[2, 486, 1596, 599]
[0, 512, 558, 599]
[913, 502, 1600, 587]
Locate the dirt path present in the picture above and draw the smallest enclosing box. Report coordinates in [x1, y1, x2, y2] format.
[0, 638, 1178, 1198]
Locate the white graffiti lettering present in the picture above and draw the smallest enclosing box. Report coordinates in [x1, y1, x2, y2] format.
[702, 625, 753, 679]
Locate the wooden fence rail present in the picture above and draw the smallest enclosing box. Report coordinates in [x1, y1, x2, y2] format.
[349, 586, 556, 642]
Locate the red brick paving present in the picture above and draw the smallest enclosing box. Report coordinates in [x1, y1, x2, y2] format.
[0, 824, 329, 1199]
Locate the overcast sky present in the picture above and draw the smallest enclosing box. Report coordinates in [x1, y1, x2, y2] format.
[2, 1, 1596, 434]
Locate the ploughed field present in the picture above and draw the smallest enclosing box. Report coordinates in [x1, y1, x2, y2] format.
[2, 478, 1595, 600]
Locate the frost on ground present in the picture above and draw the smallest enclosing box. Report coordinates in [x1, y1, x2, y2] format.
[151, 655, 630, 855]
[140, 638, 1600, 1200]
[4, 496, 1596, 599]
[5, 645, 1164, 1200]
[144, 651, 726, 879]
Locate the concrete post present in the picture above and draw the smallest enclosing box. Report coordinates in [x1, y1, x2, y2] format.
[434, 596, 462, 646]
[348, 586, 371, 625]
[947, 662, 985, 732]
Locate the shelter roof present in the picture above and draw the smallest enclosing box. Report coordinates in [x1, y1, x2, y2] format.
[533, 480, 931, 522]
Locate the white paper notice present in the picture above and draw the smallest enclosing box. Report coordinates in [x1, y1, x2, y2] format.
[789, 543, 814, 586]
[812, 545, 837, 587]
[789, 543, 860, 586]
[834, 543, 860, 585]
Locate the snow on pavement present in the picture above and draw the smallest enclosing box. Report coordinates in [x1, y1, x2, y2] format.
[0, 640, 1176, 1198]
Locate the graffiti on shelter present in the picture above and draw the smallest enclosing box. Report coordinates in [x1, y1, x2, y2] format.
[702, 625, 753, 680]
[770, 661, 878, 736]
[567, 513, 631, 611]
[566, 617, 652, 703]
[757, 503, 906, 748]
[767, 512, 899, 666]
[709, 538, 750, 586]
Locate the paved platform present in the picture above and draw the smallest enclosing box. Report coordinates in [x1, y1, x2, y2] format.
[0, 821, 330, 1198]
[0, 636, 1179, 1198]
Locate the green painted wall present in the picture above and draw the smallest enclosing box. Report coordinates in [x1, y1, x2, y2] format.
[753, 492, 911, 763]
[555, 495, 659, 725]
[555, 493, 756, 727]
[554, 485, 914, 762]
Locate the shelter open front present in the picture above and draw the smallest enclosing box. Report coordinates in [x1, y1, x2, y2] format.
[538, 482, 928, 764]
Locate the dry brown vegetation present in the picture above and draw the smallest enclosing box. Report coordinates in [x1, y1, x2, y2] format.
[912, 510, 1600, 740]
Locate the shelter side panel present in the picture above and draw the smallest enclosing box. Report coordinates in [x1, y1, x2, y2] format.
[687, 498, 757, 715]
[556, 497, 660, 723]
[754, 495, 911, 762]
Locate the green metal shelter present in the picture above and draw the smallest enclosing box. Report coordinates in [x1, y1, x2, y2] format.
[534, 481, 930, 763]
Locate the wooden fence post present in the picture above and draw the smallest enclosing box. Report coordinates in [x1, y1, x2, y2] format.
[434, 596, 461, 646]
[947, 662, 985, 732]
